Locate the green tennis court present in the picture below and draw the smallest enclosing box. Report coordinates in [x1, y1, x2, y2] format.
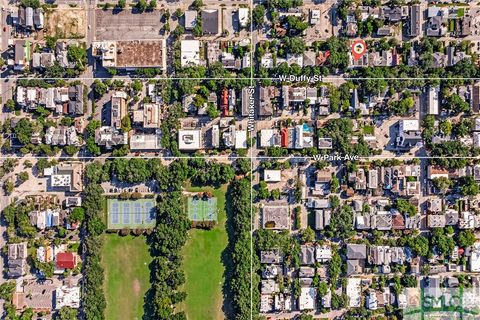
[187, 197, 218, 222]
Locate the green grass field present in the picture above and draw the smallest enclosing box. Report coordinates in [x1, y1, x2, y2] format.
[179, 184, 229, 320]
[102, 234, 151, 320]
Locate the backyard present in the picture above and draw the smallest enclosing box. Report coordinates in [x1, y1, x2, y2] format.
[179, 184, 230, 319]
[102, 234, 151, 320]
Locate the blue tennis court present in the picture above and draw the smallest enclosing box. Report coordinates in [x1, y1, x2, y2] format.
[145, 202, 153, 223]
[107, 198, 156, 229]
[134, 203, 142, 224]
[111, 203, 119, 224]
[123, 203, 130, 224]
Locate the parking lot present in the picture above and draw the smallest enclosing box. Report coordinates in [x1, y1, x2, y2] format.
[95, 9, 165, 40]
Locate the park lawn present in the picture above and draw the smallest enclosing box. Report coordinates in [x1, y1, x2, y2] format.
[102, 234, 151, 320]
[179, 184, 229, 320]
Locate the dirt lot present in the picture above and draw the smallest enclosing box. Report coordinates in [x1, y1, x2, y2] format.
[45, 9, 87, 39]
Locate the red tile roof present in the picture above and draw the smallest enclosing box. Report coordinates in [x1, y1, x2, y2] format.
[56, 252, 76, 269]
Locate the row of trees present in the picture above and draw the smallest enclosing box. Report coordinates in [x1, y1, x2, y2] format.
[82, 166, 107, 320]
[145, 189, 189, 319]
[85, 157, 239, 187]
[226, 178, 252, 319]
[109, 0, 156, 11]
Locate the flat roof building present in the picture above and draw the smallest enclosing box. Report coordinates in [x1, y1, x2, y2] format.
[472, 82, 480, 113]
[130, 131, 162, 151]
[13, 283, 55, 312]
[178, 129, 202, 150]
[427, 86, 440, 115]
[93, 40, 167, 70]
[184, 10, 197, 30]
[142, 104, 161, 128]
[235, 130, 247, 149]
[410, 5, 421, 37]
[202, 9, 220, 35]
[238, 8, 249, 28]
[264, 170, 281, 182]
[471, 242, 480, 272]
[55, 285, 80, 309]
[181, 40, 201, 67]
[111, 91, 127, 129]
[299, 287, 316, 310]
[347, 278, 362, 307]
[50, 163, 83, 193]
[262, 206, 290, 230]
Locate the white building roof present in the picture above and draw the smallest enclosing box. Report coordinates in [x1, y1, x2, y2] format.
[299, 287, 316, 310]
[181, 40, 200, 67]
[178, 129, 201, 150]
[55, 286, 80, 309]
[43, 167, 54, 176]
[235, 130, 247, 149]
[260, 129, 278, 148]
[238, 8, 249, 27]
[428, 86, 439, 115]
[184, 10, 198, 30]
[261, 53, 274, 69]
[315, 245, 332, 261]
[264, 170, 281, 182]
[471, 242, 480, 272]
[347, 278, 362, 307]
[129, 132, 162, 150]
[400, 119, 419, 132]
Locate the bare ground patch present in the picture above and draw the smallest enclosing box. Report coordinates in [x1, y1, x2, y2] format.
[45, 9, 86, 39]
[132, 278, 141, 297]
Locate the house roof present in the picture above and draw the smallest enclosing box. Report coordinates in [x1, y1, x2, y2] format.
[260, 250, 283, 264]
[184, 10, 197, 30]
[300, 245, 316, 265]
[56, 252, 76, 269]
[262, 206, 290, 230]
[346, 244, 367, 259]
[13, 283, 55, 311]
[392, 213, 405, 229]
[258, 86, 275, 117]
[202, 9, 220, 35]
[116, 40, 167, 69]
[347, 259, 364, 275]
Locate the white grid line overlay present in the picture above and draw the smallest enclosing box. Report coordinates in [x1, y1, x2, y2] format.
[2, 5, 480, 319]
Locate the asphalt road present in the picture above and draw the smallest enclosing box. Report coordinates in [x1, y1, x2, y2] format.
[0, 4, 13, 116]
